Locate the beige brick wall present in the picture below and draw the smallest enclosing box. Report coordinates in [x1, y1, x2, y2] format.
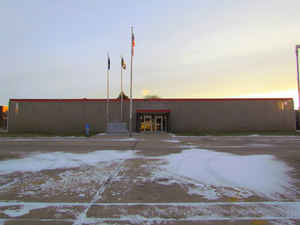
[8, 99, 295, 134]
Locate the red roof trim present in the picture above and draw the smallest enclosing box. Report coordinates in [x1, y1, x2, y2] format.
[136, 109, 170, 113]
[10, 98, 293, 103]
[10, 99, 111, 103]
[132, 98, 293, 102]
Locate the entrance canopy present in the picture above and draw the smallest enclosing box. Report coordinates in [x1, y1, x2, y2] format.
[136, 109, 170, 114]
[136, 109, 170, 132]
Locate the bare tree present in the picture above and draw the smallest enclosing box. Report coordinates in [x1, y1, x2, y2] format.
[117, 91, 129, 100]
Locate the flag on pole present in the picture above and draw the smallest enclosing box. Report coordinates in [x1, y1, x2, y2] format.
[107, 54, 110, 70]
[131, 32, 135, 56]
[121, 57, 126, 70]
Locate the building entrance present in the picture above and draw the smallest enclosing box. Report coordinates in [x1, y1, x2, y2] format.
[143, 115, 152, 132]
[155, 115, 163, 132]
[136, 109, 170, 133]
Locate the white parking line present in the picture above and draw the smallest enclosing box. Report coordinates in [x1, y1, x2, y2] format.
[1, 201, 300, 206]
[1, 201, 299, 224]
[73, 161, 125, 225]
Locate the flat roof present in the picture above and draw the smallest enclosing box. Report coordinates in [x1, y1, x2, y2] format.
[10, 98, 293, 103]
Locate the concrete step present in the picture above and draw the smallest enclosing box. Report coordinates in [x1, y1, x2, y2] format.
[106, 122, 128, 133]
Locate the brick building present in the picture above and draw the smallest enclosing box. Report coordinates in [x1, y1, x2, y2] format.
[7, 98, 295, 134]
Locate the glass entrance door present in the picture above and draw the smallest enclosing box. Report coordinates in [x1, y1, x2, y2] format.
[137, 112, 169, 133]
[155, 115, 163, 132]
[143, 115, 152, 132]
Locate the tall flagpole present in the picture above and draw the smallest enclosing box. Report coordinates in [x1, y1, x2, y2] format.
[129, 27, 134, 137]
[296, 45, 300, 110]
[107, 53, 110, 128]
[120, 56, 123, 121]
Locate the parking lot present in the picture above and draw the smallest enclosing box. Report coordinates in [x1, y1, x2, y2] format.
[0, 133, 299, 225]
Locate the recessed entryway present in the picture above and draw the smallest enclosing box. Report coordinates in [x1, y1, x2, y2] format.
[136, 109, 170, 133]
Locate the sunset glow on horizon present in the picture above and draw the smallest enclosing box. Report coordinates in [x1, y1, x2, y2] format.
[1, 106, 8, 113]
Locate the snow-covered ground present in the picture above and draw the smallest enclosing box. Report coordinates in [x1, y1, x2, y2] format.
[154, 149, 295, 200]
[0, 201, 299, 224]
[0, 150, 136, 175]
[0, 148, 297, 199]
[162, 139, 181, 143]
[0, 143, 299, 224]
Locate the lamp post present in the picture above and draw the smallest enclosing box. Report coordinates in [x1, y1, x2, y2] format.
[296, 45, 300, 110]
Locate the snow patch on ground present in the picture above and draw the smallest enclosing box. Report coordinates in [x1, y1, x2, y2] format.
[111, 138, 138, 141]
[0, 147, 296, 201]
[2, 204, 47, 217]
[169, 133, 176, 138]
[95, 133, 107, 136]
[247, 143, 273, 147]
[162, 139, 180, 143]
[33, 165, 111, 198]
[0, 201, 299, 224]
[270, 220, 297, 225]
[154, 149, 294, 199]
[0, 178, 17, 190]
[187, 186, 219, 200]
[209, 145, 245, 148]
[180, 144, 199, 149]
[0, 150, 136, 174]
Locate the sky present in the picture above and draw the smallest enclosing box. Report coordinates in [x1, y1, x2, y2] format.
[0, 1, 300, 108]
